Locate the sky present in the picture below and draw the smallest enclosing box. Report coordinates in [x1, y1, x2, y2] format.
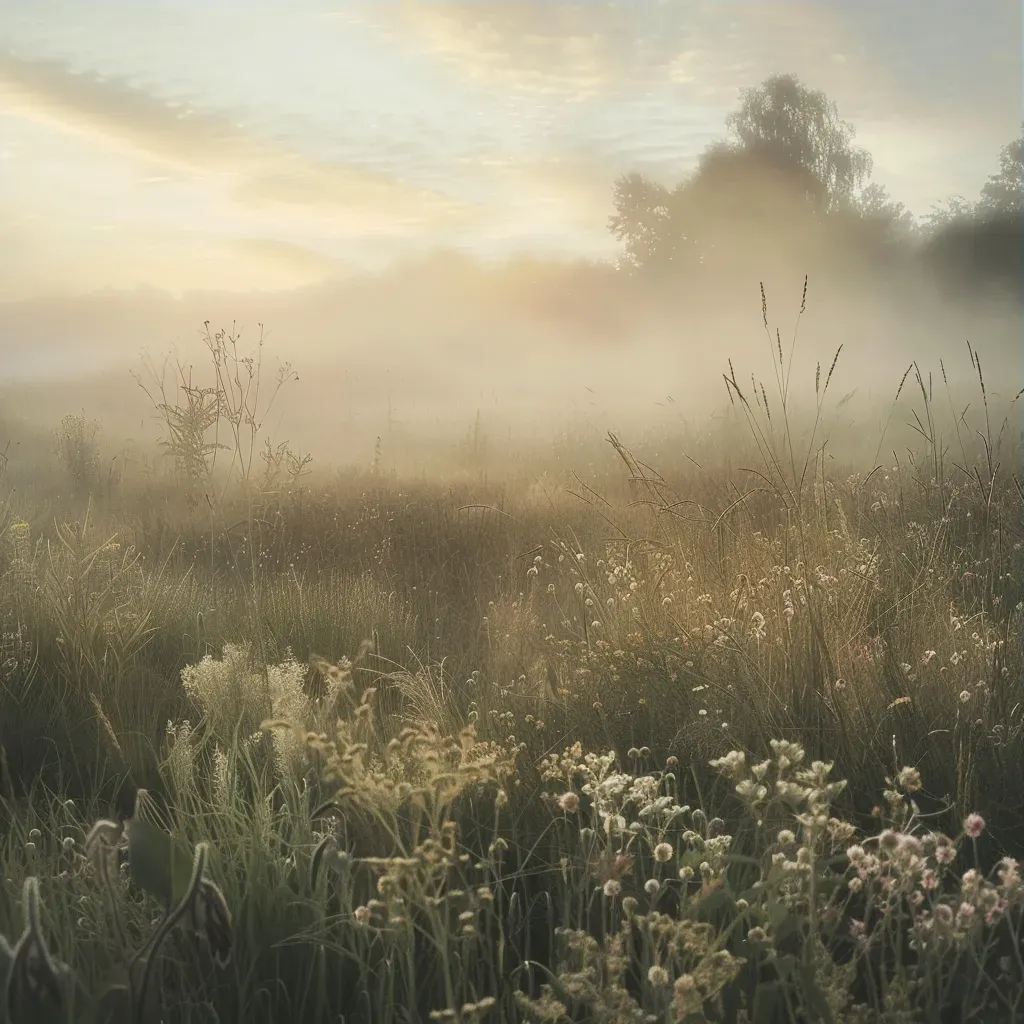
[0, 0, 1020, 299]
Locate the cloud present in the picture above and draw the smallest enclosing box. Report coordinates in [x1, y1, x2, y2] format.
[0, 52, 479, 230]
[348, 1, 636, 102]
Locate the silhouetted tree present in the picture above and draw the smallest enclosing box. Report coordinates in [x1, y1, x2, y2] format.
[978, 126, 1023, 216]
[853, 182, 917, 238]
[919, 127, 1023, 297]
[608, 172, 696, 275]
[924, 212, 1022, 297]
[725, 74, 872, 213]
[922, 195, 976, 236]
[609, 73, 875, 275]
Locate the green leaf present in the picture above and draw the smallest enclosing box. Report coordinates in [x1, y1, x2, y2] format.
[126, 819, 194, 907]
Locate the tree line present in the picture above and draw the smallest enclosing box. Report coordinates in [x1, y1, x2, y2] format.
[607, 74, 1022, 299]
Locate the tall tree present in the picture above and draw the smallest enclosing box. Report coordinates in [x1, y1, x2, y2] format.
[608, 74, 882, 275]
[978, 127, 1023, 216]
[725, 74, 873, 213]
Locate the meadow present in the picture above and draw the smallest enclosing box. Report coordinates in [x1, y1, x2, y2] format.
[0, 314, 1021, 1023]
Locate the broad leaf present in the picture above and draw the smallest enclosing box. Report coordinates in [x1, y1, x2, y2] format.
[126, 818, 194, 907]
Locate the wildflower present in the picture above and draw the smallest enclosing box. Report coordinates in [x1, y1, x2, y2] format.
[964, 814, 986, 839]
[647, 964, 670, 986]
[736, 779, 767, 803]
[644, 879, 660, 895]
[353, 905, 372, 925]
[710, 749, 746, 779]
[602, 879, 622, 898]
[896, 766, 922, 792]
[956, 902, 975, 926]
[679, 865, 694, 881]
[898, 834, 923, 858]
[653, 842, 674, 863]
[879, 830, 901, 852]
[998, 857, 1020, 891]
[961, 869, 982, 896]
[674, 972, 699, 1016]
[557, 792, 580, 813]
[747, 926, 767, 943]
[959, 690, 971, 703]
[921, 869, 938, 891]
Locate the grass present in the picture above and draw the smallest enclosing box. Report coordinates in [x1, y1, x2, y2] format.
[0, 310, 1022, 1022]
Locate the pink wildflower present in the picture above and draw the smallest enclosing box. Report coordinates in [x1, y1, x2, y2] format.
[964, 813, 986, 839]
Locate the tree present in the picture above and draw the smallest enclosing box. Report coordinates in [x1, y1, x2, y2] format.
[853, 182, 917, 237]
[725, 74, 872, 213]
[921, 195, 975, 237]
[608, 172, 696, 275]
[609, 74, 878, 274]
[978, 127, 1023, 216]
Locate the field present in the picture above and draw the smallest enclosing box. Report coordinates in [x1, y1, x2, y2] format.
[0, 323, 1022, 1023]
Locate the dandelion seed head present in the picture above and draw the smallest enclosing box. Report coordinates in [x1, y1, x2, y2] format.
[647, 964, 670, 986]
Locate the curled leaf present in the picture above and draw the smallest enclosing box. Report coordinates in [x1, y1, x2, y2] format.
[6, 878, 74, 1022]
[186, 876, 233, 968]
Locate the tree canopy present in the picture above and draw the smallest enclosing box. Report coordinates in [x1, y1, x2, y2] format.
[978, 126, 1023, 216]
[724, 74, 872, 213]
[609, 73, 874, 275]
[608, 73, 1022, 295]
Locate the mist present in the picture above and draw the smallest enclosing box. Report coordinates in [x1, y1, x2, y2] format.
[0, 235, 1019, 480]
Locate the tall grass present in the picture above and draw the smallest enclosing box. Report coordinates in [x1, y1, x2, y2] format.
[0, 309, 1021, 1021]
